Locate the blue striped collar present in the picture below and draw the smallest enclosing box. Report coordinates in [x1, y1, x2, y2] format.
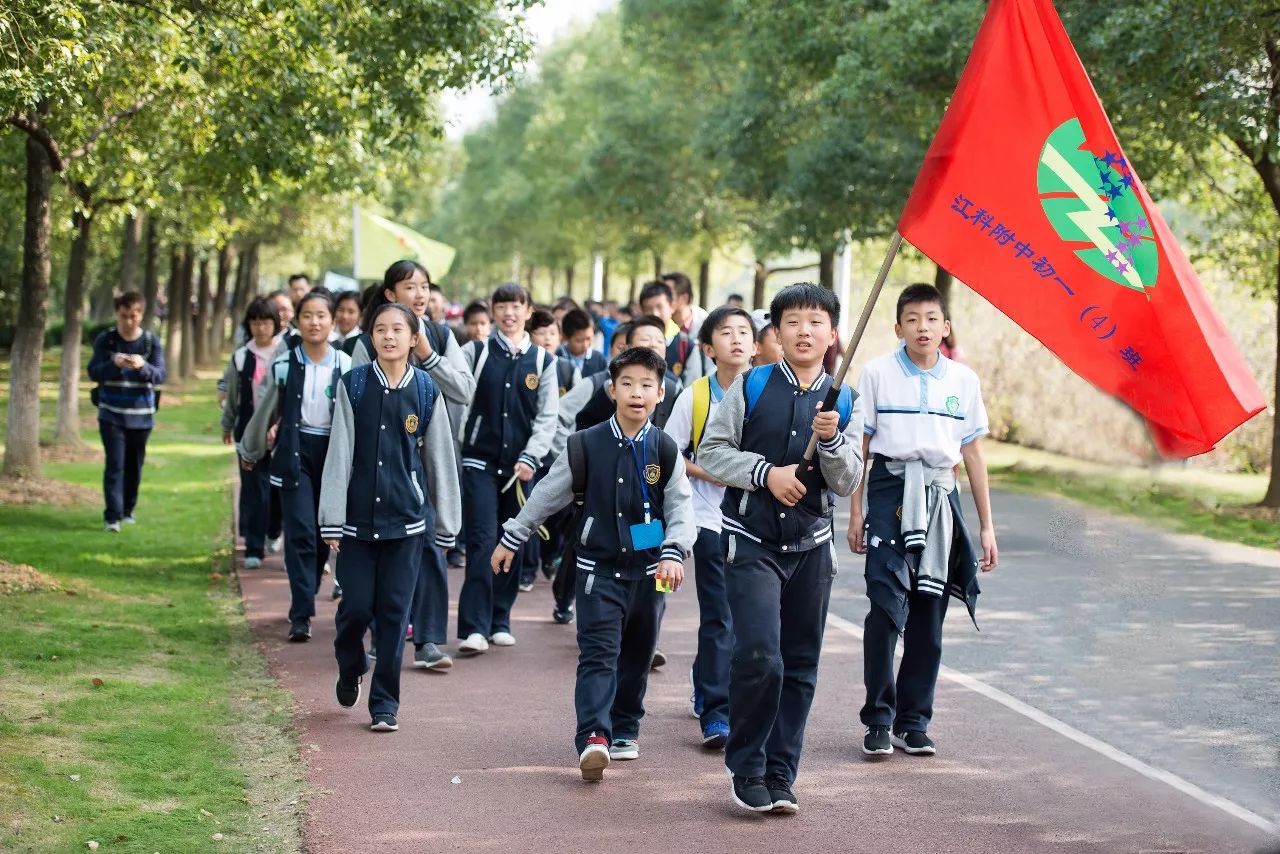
[778, 359, 829, 392]
[895, 341, 948, 379]
[610, 416, 651, 443]
[296, 344, 335, 369]
[372, 361, 415, 389]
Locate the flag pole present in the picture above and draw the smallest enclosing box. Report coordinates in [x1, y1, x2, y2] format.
[801, 230, 904, 467]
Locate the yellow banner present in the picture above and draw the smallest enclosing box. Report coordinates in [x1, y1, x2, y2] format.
[353, 207, 456, 281]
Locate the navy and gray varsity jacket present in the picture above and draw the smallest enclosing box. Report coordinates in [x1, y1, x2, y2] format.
[699, 360, 864, 553]
[460, 334, 558, 476]
[501, 417, 695, 581]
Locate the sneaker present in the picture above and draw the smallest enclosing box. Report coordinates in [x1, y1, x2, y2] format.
[287, 621, 311, 642]
[609, 739, 639, 760]
[268, 536, 283, 554]
[765, 777, 799, 814]
[447, 549, 465, 569]
[244, 556, 263, 569]
[862, 725, 893, 756]
[122, 514, 137, 525]
[367, 646, 377, 660]
[370, 713, 399, 732]
[730, 773, 773, 813]
[335, 674, 361, 708]
[892, 730, 937, 756]
[489, 631, 515, 647]
[552, 607, 574, 625]
[518, 581, 535, 593]
[104, 521, 121, 533]
[458, 633, 489, 655]
[331, 583, 342, 601]
[413, 643, 453, 671]
[650, 648, 667, 670]
[689, 667, 703, 719]
[579, 736, 610, 782]
[540, 560, 557, 580]
[701, 721, 729, 750]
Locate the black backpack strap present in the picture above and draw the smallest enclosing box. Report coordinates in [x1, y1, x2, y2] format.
[567, 432, 588, 508]
[655, 429, 679, 489]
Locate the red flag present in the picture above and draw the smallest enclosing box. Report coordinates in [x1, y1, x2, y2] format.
[897, 0, 1265, 457]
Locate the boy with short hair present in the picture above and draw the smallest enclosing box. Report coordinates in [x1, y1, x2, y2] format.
[848, 283, 997, 758]
[492, 346, 695, 782]
[661, 306, 756, 750]
[699, 283, 863, 814]
[558, 308, 607, 385]
[528, 309, 561, 357]
[638, 280, 702, 386]
[456, 283, 559, 653]
[463, 300, 491, 343]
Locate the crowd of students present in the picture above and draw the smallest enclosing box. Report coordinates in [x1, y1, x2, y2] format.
[215, 263, 999, 814]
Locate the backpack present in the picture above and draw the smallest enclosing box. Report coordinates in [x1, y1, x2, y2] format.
[347, 363, 434, 441]
[688, 376, 713, 456]
[91, 330, 162, 410]
[742, 364, 854, 430]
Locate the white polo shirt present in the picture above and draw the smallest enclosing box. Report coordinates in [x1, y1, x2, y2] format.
[299, 347, 337, 434]
[856, 342, 988, 468]
[663, 373, 727, 533]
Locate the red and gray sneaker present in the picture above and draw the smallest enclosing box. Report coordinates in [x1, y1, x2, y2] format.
[579, 735, 610, 782]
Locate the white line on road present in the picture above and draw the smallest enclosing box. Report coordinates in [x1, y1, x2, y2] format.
[824, 612, 1279, 836]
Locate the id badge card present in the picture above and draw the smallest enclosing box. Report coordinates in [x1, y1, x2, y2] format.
[629, 519, 665, 551]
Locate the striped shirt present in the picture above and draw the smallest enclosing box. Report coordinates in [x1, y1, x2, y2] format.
[87, 328, 166, 430]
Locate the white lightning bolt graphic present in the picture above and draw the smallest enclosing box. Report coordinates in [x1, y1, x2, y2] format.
[1041, 142, 1143, 291]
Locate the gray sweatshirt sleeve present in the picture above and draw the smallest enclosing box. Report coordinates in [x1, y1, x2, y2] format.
[659, 454, 697, 562]
[422, 390, 462, 548]
[349, 336, 371, 367]
[499, 450, 574, 550]
[420, 325, 476, 407]
[219, 354, 238, 435]
[697, 374, 772, 491]
[816, 387, 865, 497]
[551, 375, 594, 460]
[236, 370, 279, 463]
[517, 358, 560, 469]
[318, 381, 356, 539]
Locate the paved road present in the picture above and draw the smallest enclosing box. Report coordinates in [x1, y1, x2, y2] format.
[238, 488, 1280, 854]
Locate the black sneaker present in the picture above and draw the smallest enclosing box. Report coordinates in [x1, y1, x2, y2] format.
[370, 713, 398, 732]
[447, 549, 465, 569]
[892, 730, 936, 755]
[650, 648, 667, 670]
[765, 777, 799, 814]
[331, 583, 342, 601]
[730, 773, 773, 813]
[862, 725, 893, 756]
[287, 621, 311, 642]
[335, 674, 361, 708]
[540, 560, 557, 580]
[552, 607, 574, 625]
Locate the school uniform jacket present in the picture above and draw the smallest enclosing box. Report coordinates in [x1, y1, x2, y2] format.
[500, 417, 696, 580]
[238, 346, 352, 488]
[698, 360, 864, 553]
[555, 345, 607, 386]
[349, 317, 475, 407]
[550, 369, 680, 461]
[317, 363, 461, 548]
[459, 333, 559, 476]
[218, 339, 288, 440]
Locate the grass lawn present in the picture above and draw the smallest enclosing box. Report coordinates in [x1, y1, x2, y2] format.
[0, 353, 304, 853]
[984, 441, 1280, 550]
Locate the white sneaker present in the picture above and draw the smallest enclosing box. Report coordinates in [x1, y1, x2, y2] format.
[244, 556, 263, 569]
[458, 633, 489, 655]
[104, 521, 121, 533]
[518, 582, 534, 592]
[489, 631, 516, 647]
[122, 515, 136, 525]
[268, 537, 283, 554]
[579, 737, 610, 782]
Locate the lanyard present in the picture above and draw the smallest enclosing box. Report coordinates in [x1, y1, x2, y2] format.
[626, 426, 652, 524]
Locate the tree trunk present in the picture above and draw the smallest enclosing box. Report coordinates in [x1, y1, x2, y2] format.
[601, 257, 610, 303]
[164, 245, 183, 379]
[819, 249, 835, 290]
[565, 264, 575, 301]
[180, 244, 195, 379]
[230, 241, 259, 333]
[628, 273, 639, 306]
[4, 132, 54, 477]
[524, 264, 536, 293]
[934, 263, 954, 309]
[698, 258, 710, 308]
[1263, 234, 1280, 507]
[141, 217, 160, 328]
[193, 253, 210, 366]
[752, 260, 768, 310]
[119, 213, 142, 293]
[211, 243, 233, 351]
[53, 209, 92, 447]
[653, 252, 662, 281]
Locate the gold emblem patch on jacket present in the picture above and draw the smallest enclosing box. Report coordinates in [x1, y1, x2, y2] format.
[405, 413, 419, 433]
[644, 464, 661, 485]
[525, 372, 539, 390]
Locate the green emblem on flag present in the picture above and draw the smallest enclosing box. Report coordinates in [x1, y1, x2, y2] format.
[945, 395, 960, 416]
[1037, 118, 1158, 292]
